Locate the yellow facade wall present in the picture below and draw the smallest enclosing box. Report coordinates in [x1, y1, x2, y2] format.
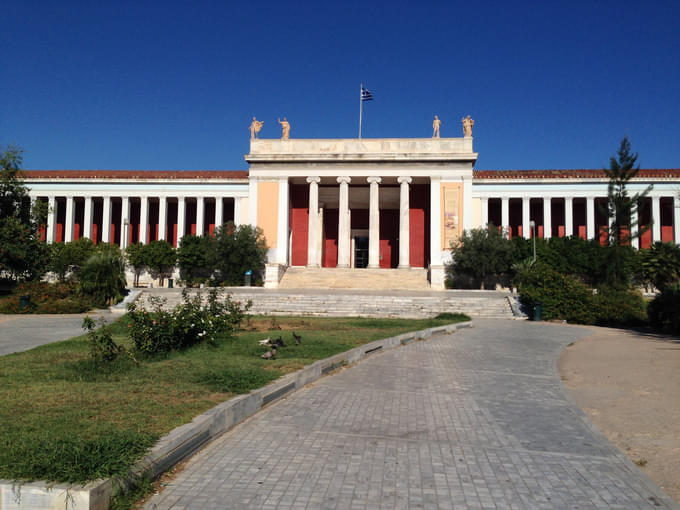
[440, 183, 463, 250]
[257, 182, 279, 249]
[471, 197, 482, 229]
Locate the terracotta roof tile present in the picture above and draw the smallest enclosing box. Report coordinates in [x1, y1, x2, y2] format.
[473, 169, 680, 179]
[21, 170, 249, 180]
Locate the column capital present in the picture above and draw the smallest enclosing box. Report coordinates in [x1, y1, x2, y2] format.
[337, 176, 351, 184]
[367, 176, 382, 184]
[397, 176, 412, 185]
[306, 176, 321, 184]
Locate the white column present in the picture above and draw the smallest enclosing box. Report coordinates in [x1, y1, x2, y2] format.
[306, 178, 320, 267]
[177, 197, 186, 245]
[158, 196, 167, 241]
[674, 196, 680, 244]
[277, 178, 289, 265]
[215, 197, 223, 230]
[101, 196, 111, 243]
[337, 176, 351, 268]
[367, 177, 381, 268]
[120, 197, 129, 249]
[631, 208, 639, 249]
[430, 178, 442, 266]
[64, 196, 74, 242]
[398, 176, 412, 269]
[196, 197, 205, 236]
[140, 196, 149, 244]
[586, 197, 595, 240]
[652, 196, 661, 242]
[501, 197, 509, 233]
[565, 197, 573, 237]
[234, 197, 241, 226]
[522, 197, 531, 239]
[46, 196, 56, 243]
[480, 197, 489, 228]
[543, 197, 551, 239]
[83, 197, 93, 240]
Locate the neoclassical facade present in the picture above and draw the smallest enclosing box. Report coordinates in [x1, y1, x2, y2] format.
[23, 136, 680, 289]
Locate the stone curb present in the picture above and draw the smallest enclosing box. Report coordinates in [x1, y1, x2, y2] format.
[0, 321, 471, 510]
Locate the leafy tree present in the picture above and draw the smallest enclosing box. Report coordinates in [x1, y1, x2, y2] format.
[603, 137, 651, 286]
[211, 223, 268, 286]
[0, 218, 50, 281]
[143, 240, 176, 286]
[48, 238, 97, 281]
[0, 145, 49, 281]
[125, 243, 147, 287]
[176, 235, 213, 285]
[448, 226, 513, 289]
[638, 242, 680, 291]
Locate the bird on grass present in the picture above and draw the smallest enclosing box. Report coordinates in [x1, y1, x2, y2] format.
[292, 331, 302, 345]
[258, 337, 271, 346]
[261, 348, 276, 360]
[273, 336, 285, 348]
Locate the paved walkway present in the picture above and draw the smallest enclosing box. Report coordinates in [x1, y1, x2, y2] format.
[0, 311, 116, 356]
[144, 320, 678, 510]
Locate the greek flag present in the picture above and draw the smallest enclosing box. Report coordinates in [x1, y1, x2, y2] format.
[361, 87, 373, 101]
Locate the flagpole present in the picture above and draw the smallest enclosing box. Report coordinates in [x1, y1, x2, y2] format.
[359, 83, 363, 139]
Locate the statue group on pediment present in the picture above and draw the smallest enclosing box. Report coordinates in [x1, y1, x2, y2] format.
[249, 117, 291, 140]
[431, 115, 475, 138]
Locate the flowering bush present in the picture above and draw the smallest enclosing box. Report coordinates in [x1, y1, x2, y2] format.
[126, 288, 251, 356]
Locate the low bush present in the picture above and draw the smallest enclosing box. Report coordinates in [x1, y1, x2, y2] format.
[592, 286, 647, 328]
[648, 284, 680, 335]
[0, 281, 95, 314]
[517, 263, 596, 324]
[126, 289, 251, 356]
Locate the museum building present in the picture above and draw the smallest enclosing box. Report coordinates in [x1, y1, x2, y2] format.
[22, 134, 680, 289]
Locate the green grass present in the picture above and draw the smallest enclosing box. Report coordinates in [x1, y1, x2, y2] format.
[0, 313, 468, 484]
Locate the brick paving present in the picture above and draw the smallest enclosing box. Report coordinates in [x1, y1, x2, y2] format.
[144, 320, 678, 509]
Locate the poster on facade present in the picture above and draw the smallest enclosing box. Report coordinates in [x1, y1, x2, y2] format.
[443, 186, 461, 248]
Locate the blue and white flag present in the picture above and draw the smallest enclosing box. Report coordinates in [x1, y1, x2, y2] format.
[361, 87, 373, 101]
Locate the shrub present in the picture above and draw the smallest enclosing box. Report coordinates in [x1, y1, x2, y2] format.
[126, 289, 251, 356]
[638, 242, 680, 291]
[592, 286, 647, 328]
[517, 263, 596, 324]
[79, 252, 127, 307]
[648, 284, 680, 335]
[0, 281, 95, 314]
[83, 316, 123, 362]
[448, 226, 513, 289]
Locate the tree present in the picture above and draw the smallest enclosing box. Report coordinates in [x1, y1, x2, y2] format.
[176, 235, 213, 285]
[603, 137, 652, 286]
[448, 226, 513, 289]
[48, 238, 97, 281]
[211, 223, 267, 286]
[143, 240, 176, 286]
[0, 146, 49, 281]
[125, 243, 147, 287]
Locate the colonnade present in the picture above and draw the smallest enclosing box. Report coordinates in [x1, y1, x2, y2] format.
[305, 176, 414, 268]
[40, 194, 242, 247]
[479, 194, 680, 247]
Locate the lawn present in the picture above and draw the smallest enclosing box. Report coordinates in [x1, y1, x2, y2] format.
[0, 313, 468, 484]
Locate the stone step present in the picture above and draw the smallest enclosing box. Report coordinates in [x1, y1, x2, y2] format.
[137, 289, 520, 319]
[278, 267, 431, 290]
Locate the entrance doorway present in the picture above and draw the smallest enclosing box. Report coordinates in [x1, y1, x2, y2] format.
[354, 236, 368, 268]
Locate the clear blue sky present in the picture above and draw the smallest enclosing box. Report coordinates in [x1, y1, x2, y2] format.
[2, 1, 678, 171]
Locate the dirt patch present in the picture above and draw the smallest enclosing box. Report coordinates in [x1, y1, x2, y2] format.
[559, 327, 680, 503]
